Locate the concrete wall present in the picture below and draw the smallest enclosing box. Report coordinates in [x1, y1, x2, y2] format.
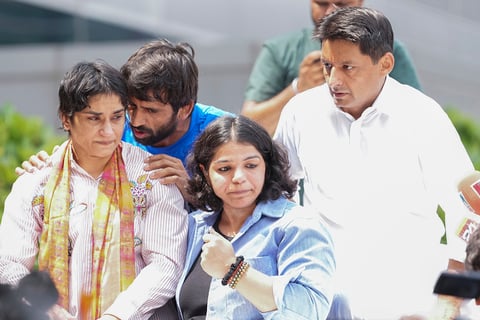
[1, 0, 479, 128]
[0, 40, 255, 128]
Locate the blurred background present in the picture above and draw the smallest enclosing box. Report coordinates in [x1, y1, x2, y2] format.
[0, 0, 479, 128]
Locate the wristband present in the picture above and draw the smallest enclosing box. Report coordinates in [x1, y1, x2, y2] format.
[228, 261, 250, 289]
[221, 256, 244, 286]
[291, 77, 299, 95]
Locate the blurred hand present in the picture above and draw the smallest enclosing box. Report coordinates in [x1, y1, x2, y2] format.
[98, 314, 121, 320]
[200, 228, 236, 279]
[398, 315, 427, 320]
[143, 153, 190, 200]
[297, 50, 325, 93]
[47, 304, 76, 320]
[427, 294, 463, 320]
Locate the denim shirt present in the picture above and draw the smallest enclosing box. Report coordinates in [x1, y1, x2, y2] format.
[175, 197, 336, 320]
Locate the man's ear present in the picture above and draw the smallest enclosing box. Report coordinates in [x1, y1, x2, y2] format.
[178, 101, 195, 120]
[380, 52, 395, 75]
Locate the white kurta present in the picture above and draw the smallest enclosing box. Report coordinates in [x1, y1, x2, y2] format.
[274, 77, 478, 318]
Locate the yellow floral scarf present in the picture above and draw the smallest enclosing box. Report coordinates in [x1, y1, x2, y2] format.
[39, 141, 135, 319]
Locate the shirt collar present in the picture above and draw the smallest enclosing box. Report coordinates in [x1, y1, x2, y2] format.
[252, 197, 294, 220]
[191, 196, 293, 224]
[370, 76, 396, 116]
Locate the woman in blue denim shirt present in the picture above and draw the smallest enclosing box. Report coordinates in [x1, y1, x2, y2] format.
[174, 115, 336, 319]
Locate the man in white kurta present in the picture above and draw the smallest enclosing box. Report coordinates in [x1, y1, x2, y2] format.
[274, 76, 477, 318]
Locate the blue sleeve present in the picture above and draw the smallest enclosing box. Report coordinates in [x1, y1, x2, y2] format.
[265, 212, 336, 319]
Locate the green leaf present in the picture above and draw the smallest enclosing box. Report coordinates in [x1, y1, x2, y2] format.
[0, 104, 66, 218]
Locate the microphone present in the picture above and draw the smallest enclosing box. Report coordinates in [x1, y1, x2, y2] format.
[458, 170, 480, 214]
[432, 171, 480, 299]
[456, 171, 480, 243]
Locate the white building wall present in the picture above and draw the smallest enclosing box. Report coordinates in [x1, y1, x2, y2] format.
[1, 0, 479, 128]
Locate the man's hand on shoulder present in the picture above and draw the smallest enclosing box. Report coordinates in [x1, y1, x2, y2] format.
[15, 150, 51, 176]
[143, 153, 190, 200]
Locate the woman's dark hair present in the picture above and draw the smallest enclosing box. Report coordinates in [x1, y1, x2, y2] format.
[186, 115, 297, 212]
[58, 59, 128, 121]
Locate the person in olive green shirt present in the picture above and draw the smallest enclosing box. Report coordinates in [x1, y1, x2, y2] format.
[241, 0, 421, 136]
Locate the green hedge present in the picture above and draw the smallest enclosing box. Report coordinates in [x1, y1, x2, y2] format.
[0, 104, 66, 217]
[438, 107, 480, 244]
[445, 106, 480, 169]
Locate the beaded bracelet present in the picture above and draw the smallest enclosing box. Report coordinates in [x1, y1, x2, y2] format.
[228, 261, 250, 289]
[221, 256, 244, 286]
[227, 260, 244, 287]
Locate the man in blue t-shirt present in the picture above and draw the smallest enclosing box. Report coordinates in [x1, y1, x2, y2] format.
[123, 103, 226, 166]
[120, 39, 232, 201]
[17, 39, 232, 203]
